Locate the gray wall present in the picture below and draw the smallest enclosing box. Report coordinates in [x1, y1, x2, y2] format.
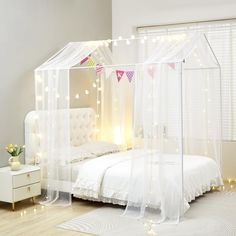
[112, 0, 236, 179]
[0, 0, 111, 166]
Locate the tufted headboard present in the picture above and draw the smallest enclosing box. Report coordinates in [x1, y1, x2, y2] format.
[24, 108, 96, 164]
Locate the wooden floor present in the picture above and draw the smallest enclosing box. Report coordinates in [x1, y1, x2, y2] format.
[0, 197, 104, 236]
[0, 181, 235, 236]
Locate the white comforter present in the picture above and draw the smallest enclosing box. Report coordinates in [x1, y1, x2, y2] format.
[72, 150, 223, 206]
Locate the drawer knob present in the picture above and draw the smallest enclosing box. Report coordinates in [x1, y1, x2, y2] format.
[27, 173, 30, 178]
[27, 187, 31, 192]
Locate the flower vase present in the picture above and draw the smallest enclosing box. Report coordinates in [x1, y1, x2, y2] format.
[9, 156, 21, 171]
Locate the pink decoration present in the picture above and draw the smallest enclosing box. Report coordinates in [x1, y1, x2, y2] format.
[148, 66, 156, 78]
[95, 64, 104, 74]
[80, 56, 89, 65]
[116, 70, 124, 82]
[168, 63, 176, 70]
[125, 71, 134, 82]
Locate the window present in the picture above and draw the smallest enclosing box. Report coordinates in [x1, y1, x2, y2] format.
[137, 20, 236, 140]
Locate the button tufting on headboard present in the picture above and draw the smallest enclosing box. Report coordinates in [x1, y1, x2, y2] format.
[24, 108, 96, 164]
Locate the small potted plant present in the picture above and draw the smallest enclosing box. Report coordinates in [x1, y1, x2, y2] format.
[5, 144, 24, 171]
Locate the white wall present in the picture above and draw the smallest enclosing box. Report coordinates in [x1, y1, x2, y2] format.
[112, 0, 236, 37]
[112, 0, 236, 179]
[0, 0, 111, 167]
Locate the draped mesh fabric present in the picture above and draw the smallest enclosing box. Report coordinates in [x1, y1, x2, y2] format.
[32, 34, 222, 222]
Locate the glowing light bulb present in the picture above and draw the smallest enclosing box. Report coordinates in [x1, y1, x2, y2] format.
[98, 87, 102, 91]
[113, 41, 118, 46]
[36, 152, 42, 157]
[92, 82, 97, 88]
[36, 76, 42, 83]
[97, 100, 101, 105]
[56, 94, 60, 99]
[66, 96, 70, 101]
[131, 35, 135, 39]
[118, 36, 122, 40]
[85, 90, 89, 95]
[36, 96, 42, 101]
[126, 39, 130, 45]
[75, 93, 80, 99]
[140, 39, 145, 44]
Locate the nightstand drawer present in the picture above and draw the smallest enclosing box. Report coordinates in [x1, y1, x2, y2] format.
[13, 170, 40, 188]
[13, 183, 41, 202]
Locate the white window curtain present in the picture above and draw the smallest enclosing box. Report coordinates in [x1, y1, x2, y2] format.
[137, 20, 236, 140]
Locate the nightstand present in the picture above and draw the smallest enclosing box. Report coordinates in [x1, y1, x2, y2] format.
[0, 165, 41, 210]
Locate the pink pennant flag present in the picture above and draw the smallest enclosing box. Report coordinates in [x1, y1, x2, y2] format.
[148, 66, 156, 78]
[168, 63, 176, 70]
[95, 64, 104, 74]
[116, 70, 124, 82]
[125, 71, 134, 82]
[80, 56, 89, 65]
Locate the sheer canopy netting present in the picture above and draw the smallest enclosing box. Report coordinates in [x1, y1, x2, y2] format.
[32, 33, 222, 223]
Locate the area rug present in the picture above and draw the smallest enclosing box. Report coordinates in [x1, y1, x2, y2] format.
[58, 191, 236, 236]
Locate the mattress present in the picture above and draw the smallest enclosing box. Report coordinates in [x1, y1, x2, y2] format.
[72, 150, 223, 206]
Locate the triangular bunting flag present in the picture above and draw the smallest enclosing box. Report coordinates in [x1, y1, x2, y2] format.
[87, 58, 96, 67]
[148, 66, 156, 78]
[80, 56, 89, 65]
[125, 71, 134, 82]
[116, 70, 124, 82]
[168, 63, 176, 70]
[95, 64, 104, 74]
[105, 68, 113, 78]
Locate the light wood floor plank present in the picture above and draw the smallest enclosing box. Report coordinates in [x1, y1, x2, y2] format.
[0, 181, 234, 236]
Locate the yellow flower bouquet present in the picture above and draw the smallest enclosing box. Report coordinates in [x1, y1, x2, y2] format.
[5, 144, 24, 157]
[5, 144, 24, 171]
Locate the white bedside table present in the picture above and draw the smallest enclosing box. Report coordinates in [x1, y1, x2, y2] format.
[0, 165, 41, 210]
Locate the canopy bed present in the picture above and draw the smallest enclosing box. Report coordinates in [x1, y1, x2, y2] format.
[25, 33, 222, 223]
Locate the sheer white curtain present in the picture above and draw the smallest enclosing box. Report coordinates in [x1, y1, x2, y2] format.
[35, 42, 104, 205]
[33, 34, 222, 222]
[124, 34, 222, 223]
[124, 63, 185, 223]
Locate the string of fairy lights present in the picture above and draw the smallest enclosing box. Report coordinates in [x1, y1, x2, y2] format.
[33, 33, 223, 188]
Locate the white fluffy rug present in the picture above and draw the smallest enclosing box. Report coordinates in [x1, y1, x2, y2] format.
[58, 191, 236, 236]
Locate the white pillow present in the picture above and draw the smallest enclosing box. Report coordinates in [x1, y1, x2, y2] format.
[70, 146, 96, 163]
[79, 141, 121, 157]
